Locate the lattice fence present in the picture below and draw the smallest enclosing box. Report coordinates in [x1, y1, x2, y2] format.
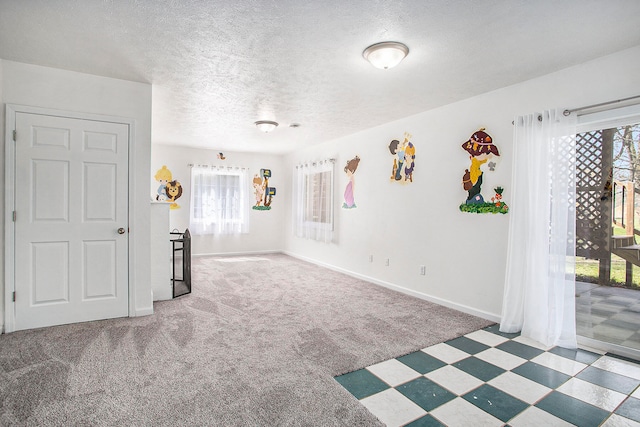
[575, 129, 612, 259]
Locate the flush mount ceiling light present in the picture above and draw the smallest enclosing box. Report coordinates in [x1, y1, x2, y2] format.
[255, 120, 279, 133]
[362, 41, 409, 70]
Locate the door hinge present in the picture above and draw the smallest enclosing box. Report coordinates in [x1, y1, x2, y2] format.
[12, 291, 16, 302]
[12, 211, 16, 222]
[12, 130, 16, 141]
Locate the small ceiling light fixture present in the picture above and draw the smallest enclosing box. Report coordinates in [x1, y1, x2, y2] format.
[255, 120, 279, 133]
[362, 41, 409, 70]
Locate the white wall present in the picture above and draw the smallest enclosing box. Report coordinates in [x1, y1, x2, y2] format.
[3, 45, 638, 330]
[1, 60, 153, 327]
[0, 59, 4, 332]
[151, 145, 285, 255]
[283, 45, 640, 322]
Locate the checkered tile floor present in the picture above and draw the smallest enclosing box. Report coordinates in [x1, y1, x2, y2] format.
[335, 325, 640, 427]
[576, 282, 640, 350]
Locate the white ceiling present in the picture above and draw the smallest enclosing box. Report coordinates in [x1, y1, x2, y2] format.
[1, 1, 640, 154]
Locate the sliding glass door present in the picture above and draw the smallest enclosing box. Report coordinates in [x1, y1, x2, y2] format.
[575, 108, 640, 359]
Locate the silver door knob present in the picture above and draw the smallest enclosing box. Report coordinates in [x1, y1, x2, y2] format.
[117, 228, 126, 234]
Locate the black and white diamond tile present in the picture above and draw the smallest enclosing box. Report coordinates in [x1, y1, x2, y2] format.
[335, 325, 640, 427]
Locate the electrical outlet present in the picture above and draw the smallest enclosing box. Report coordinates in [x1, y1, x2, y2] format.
[385, 258, 390, 266]
[369, 255, 373, 263]
[420, 265, 426, 275]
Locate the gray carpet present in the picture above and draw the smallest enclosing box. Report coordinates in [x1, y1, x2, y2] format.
[0, 254, 492, 426]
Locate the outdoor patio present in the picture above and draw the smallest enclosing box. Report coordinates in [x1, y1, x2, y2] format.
[576, 281, 640, 351]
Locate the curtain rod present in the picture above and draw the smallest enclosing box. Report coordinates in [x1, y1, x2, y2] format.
[296, 158, 336, 169]
[563, 94, 640, 116]
[188, 163, 248, 169]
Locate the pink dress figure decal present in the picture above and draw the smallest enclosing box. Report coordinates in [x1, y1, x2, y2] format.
[343, 156, 360, 209]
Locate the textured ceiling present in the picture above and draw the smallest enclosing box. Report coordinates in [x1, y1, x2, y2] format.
[1, 0, 640, 153]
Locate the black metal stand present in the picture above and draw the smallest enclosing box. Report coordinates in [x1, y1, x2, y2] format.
[170, 228, 191, 298]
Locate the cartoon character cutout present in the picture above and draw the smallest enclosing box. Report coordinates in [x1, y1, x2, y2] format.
[461, 128, 499, 204]
[154, 165, 172, 201]
[153, 165, 181, 209]
[166, 180, 182, 209]
[253, 174, 265, 207]
[252, 169, 276, 210]
[404, 143, 416, 182]
[389, 132, 415, 183]
[343, 156, 360, 209]
[459, 128, 508, 214]
[491, 187, 505, 206]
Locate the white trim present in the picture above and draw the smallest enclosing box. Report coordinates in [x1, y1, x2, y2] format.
[283, 251, 501, 323]
[578, 336, 640, 361]
[192, 249, 282, 258]
[577, 103, 640, 133]
[3, 104, 138, 332]
[134, 306, 154, 317]
[126, 118, 141, 318]
[4, 106, 17, 333]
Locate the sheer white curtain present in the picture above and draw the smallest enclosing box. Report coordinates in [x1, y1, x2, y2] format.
[189, 165, 250, 235]
[501, 109, 577, 348]
[293, 159, 334, 243]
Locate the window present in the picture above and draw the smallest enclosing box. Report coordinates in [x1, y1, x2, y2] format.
[303, 170, 332, 224]
[294, 159, 334, 242]
[189, 166, 249, 235]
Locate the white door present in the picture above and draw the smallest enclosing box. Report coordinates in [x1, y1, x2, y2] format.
[13, 112, 129, 330]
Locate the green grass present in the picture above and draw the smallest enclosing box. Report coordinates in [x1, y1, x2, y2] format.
[577, 217, 640, 287]
[613, 224, 631, 235]
[575, 256, 640, 288]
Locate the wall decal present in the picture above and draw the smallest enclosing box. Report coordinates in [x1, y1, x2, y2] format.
[253, 169, 276, 210]
[153, 166, 182, 209]
[166, 180, 183, 209]
[252, 174, 265, 206]
[343, 156, 360, 209]
[459, 128, 508, 214]
[154, 165, 173, 201]
[388, 132, 415, 183]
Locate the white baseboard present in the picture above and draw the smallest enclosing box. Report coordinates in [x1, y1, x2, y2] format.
[283, 251, 501, 324]
[192, 249, 282, 258]
[134, 306, 154, 317]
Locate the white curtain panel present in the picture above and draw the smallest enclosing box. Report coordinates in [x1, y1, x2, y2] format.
[189, 165, 250, 235]
[293, 159, 334, 243]
[501, 109, 577, 349]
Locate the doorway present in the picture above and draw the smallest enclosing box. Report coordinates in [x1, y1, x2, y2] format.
[575, 114, 640, 358]
[5, 108, 130, 331]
